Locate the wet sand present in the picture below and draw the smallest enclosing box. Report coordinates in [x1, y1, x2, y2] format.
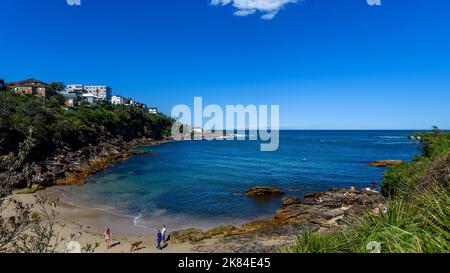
[5, 189, 218, 253]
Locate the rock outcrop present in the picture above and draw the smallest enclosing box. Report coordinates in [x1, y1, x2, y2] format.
[27, 138, 164, 189]
[171, 229, 210, 244]
[280, 197, 301, 207]
[172, 188, 387, 253]
[245, 186, 285, 197]
[171, 226, 239, 244]
[368, 160, 403, 167]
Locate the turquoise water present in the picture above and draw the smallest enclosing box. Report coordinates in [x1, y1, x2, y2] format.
[63, 130, 420, 230]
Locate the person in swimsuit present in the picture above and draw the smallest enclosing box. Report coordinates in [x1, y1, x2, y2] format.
[104, 228, 112, 249]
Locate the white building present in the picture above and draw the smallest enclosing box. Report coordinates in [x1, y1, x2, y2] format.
[111, 95, 125, 105]
[85, 86, 111, 101]
[148, 107, 158, 114]
[66, 84, 84, 92]
[66, 84, 112, 101]
[111, 95, 134, 106]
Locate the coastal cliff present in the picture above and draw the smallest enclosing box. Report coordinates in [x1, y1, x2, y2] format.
[0, 92, 173, 193]
[35, 137, 171, 187]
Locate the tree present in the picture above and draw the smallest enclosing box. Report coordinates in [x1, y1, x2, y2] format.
[48, 82, 65, 92]
[0, 80, 6, 92]
[0, 129, 59, 253]
[0, 127, 36, 191]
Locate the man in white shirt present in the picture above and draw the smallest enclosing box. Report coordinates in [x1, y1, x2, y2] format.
[161, 225, 167, 242]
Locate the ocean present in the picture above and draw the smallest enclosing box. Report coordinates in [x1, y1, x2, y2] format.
[61, 130, 421, 231]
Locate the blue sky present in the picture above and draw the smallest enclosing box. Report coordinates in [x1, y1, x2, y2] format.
[1, 0, 449, 129]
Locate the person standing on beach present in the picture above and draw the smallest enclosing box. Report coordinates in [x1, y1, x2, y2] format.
[156, 229, 162, 250]
[104, 228, 112, 249]
[161, 225, 167, 242]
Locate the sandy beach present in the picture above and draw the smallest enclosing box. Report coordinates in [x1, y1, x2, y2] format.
[4, 188, 215, 253]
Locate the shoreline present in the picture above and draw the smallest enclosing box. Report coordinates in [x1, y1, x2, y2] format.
[8, 189, 206, 253]
[24, 137, 176, 189]
[50, 186, 259, 236]
[7, 185, 386, 253]
[26, 133, 236, 192]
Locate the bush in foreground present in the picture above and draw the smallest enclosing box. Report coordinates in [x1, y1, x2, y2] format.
[285, 186, 449, 253]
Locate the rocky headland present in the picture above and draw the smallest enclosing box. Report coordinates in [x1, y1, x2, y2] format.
[15, 137, 173, 191]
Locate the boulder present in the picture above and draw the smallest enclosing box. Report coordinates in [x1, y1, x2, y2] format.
[170, 229, 209, 243]
[281, 197, 301, 207]
[56, 172, 87, 186]
[100, 144, 123, 159]
[206, 226, 238, 237]
[245, 186, 284, 197]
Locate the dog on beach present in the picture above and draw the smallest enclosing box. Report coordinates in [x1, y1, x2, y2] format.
[130, 241, 143, 252]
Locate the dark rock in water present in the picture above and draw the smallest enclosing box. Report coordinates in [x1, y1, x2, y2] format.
[368, 160, 403, 167]
[245, 186, 284, 197]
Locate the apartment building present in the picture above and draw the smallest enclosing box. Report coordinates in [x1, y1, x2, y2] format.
[66, 84, 112, 101]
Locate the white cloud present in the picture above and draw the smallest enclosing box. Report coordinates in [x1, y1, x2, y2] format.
[211, 0, 299, 20]
[234, 9, 257, 17]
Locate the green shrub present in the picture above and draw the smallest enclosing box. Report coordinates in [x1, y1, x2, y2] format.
[381, 161, 428, 197]
[381, 129, 450, 198]
[415, 127, 450, 159]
